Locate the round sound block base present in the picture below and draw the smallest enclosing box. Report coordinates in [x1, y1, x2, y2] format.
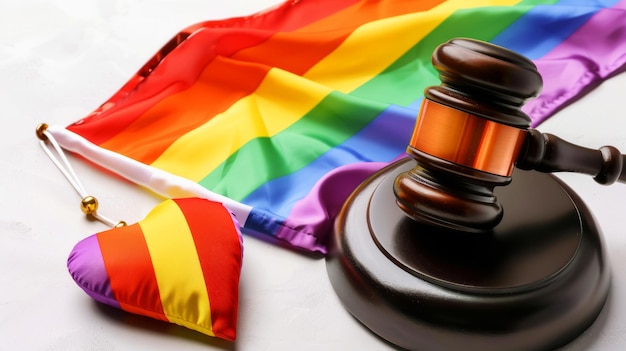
[326, 158, 610, 351]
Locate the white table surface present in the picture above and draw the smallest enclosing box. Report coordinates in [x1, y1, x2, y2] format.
[2, 1, 626, 350]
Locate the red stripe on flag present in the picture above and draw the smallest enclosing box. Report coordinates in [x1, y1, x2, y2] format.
[67, 0, 360, 146]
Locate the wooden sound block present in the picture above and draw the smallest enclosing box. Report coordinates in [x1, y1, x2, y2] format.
[326, 158, 610, 351]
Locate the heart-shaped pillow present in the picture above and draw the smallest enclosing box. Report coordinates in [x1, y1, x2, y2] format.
[67, 197, 243, 341]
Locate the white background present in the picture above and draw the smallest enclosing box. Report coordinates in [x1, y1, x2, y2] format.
[1, 1, 626, 350]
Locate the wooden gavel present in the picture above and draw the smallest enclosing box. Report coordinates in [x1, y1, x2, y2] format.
[394, 38, 625, 233]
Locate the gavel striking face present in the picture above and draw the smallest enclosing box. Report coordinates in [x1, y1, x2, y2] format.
[393, 38, 625, 233]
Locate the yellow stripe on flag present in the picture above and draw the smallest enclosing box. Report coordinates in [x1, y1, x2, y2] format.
[150, 67, 331, 181]
[150, 0, 520, 181]
[303, 0, 520, 92]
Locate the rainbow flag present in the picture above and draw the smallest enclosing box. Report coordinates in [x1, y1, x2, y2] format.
[54, 0, 626, 253]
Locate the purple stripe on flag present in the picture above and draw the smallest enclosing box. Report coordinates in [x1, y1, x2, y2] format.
[275, 161, 389, 253]
[491, 0, 619, 60]
[523, 0, 626, 125]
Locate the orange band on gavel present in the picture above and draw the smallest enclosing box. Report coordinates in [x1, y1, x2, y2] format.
[409, 99, 527, 177]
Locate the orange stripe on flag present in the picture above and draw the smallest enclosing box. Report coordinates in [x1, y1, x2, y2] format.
[100, 55, 269, 164]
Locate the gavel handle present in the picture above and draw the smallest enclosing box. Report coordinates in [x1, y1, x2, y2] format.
[517, 129, 626, 185]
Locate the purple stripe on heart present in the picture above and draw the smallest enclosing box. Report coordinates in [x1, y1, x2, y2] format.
[67, 235, 121, 308]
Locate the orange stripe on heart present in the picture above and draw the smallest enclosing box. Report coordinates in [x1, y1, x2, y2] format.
[67, 198, 243, 341]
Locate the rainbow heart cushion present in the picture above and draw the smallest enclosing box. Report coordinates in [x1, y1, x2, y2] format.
[67, 198, 243, 341]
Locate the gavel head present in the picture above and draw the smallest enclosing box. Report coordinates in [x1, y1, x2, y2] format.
[393, 38, 543, 232]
